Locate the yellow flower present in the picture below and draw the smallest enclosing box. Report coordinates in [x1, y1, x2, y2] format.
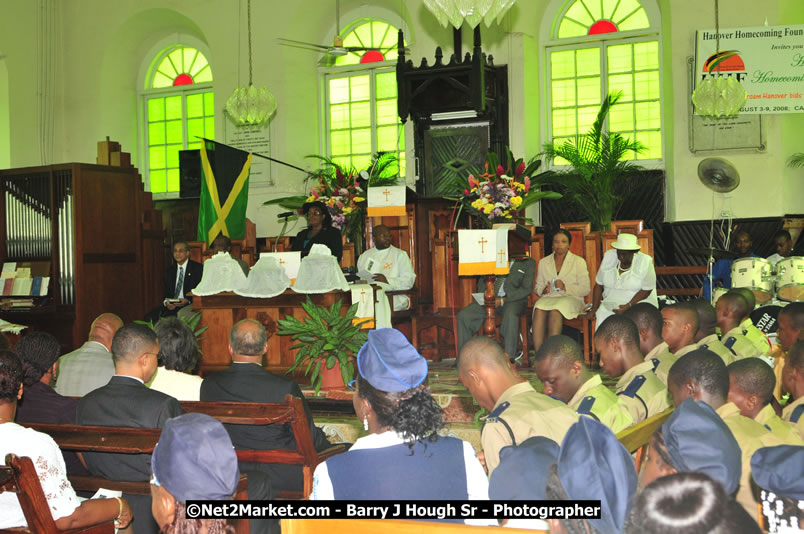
[510, 196, 523, 208]
[342, 206, 354, 214]
[471, 199, 484, 209]
[353, 196, 365, 202]
[306, 195, 316, 203]
[483, 204, 494, 214]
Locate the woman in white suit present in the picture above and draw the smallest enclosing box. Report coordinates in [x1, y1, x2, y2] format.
[532, 229, 591, 351]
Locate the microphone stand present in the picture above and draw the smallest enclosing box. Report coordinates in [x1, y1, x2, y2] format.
[275, 213, 294, 252]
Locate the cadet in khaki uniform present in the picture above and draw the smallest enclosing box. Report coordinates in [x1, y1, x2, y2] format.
[622, 303, 675, 374]
[533, 335, 632, 433]
[667, 348, 785, 516]
[727, 358, 804, 445]
[653, 303, 703, 386]
[594, 315, 670, 424]
[781, 340, 804, 440]
[729, 288, 772, 356]
[716, 293, 763, 359]
[458, 336, 578, 475]
[690, 298, 737, 364]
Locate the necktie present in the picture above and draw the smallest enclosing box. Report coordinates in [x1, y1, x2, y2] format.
[174, 266, 184, 298]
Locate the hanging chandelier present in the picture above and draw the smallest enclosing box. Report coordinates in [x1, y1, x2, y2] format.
[423, 0, 517, 29]
[691, 0, 746, 119]
[226, 0, 277, 126]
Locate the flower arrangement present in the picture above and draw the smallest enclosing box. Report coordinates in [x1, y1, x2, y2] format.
[265, 153, 400, 255]
[450, 150, 561, 228]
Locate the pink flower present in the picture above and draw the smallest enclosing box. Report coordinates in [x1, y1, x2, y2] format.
[515, 162, 526, 178]
[496, 165, 505, 177]
[468, 174, 478, 189]
[464, 189, 470, 195]
[524, 176, 531, 194]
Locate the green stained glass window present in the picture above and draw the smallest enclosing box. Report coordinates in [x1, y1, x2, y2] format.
[549, 0, 662, 162]
[336, 19, 404, 67]
[324, 20, 406, 179]
[144, 45, 215, 193]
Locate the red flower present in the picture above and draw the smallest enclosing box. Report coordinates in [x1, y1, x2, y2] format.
[496, 165, 505, 177]
[464, 189, 470, 195]
[524, 176, 531, 194]
[336, 168, 344, 185]
[515, 162, 526, 178]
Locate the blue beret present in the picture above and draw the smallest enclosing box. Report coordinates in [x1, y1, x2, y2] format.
[489, 436, 559, 500]
[751, 445, 804, 500]
[151, 413, 240, 503]
[357, 328, 427, 393]
[662, 398, 741, 494]
[558, 418, 637, 534]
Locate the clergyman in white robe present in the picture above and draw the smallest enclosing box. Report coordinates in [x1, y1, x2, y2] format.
[356, 245, 416, 329]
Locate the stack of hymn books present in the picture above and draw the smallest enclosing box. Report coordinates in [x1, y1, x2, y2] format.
[0, 261, 50, 297]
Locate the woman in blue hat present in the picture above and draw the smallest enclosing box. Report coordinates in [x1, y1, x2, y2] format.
[312, 329, 489, 517]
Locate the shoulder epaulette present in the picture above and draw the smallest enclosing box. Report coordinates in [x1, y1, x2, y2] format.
[576, 396, 600, 421]
[723, 337, 737, 351]
[763, 424, 772, 432]
[699, 343, 709, 350]
[618, 375, 646, 398]
[486, 401, 510, 422]
[650, 358, 660, 372]
[792, 404, 804, 424]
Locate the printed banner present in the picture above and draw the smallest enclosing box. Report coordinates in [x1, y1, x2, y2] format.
[260, 251, 301, 284]
[695, 24, 804, 114]
[350, 285, 375, 329]
[458, 228, 509, 276]
[367, 185, 407, 216]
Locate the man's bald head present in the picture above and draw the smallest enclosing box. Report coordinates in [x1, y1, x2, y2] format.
[229, 319, 268, 359]
[728, 288, 755, 312]
[690, 299, 717, 340]
[719, 293, 749, 318]
[88, 313, 124, 351]
[458, 336, 512, 374]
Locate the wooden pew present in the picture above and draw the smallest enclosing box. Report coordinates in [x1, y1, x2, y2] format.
[1, 453, 114, 534]
[281, 518, 547, 534]
[25, 395, 347, 500]
[616, 408, 674, 471]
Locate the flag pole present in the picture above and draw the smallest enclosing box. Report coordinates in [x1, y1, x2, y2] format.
[197, 137, 313, 177]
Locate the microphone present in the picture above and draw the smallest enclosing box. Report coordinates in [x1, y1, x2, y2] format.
[277, 211, 295, 218]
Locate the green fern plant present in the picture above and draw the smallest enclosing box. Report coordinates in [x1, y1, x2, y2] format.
[537, 91, 646, 232]
[278, 297, 369, 394]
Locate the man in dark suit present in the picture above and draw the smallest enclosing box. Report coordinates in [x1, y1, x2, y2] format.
[201, 319, 332, 495]
[457, 256, 537, 361]
[77, 323, 181, 534]
[145, 241, 203, 324]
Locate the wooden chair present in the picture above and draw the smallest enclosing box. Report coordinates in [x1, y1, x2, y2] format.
[190, 218, 258, 267]
[281, 518, 547, 534]
[554, 223, 602, 367]
[616, 408, 674, 472]
[1, 453, 113, 534]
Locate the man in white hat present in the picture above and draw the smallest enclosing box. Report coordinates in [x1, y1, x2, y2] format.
[587, 233, 658, 327]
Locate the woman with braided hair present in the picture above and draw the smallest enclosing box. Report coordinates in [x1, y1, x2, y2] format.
[311, 329, 489, 522]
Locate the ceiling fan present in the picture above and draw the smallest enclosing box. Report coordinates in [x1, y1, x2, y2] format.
[278, 0, 382, 62]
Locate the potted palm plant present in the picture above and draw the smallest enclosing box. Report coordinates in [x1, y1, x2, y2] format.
[537, 91, 646, 232]
[278, 297, 369, 394]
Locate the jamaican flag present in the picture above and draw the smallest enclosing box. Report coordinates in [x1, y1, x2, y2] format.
[197, 139, 251, 245]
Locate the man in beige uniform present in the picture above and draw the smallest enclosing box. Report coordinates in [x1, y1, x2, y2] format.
[781, 340, 804, 440]
[727, 358, 803, 445]
[532, 335, 632, 433]
[653, 303, 703, 385]
[690, 298, 736, 365]
[623, 302, 674, 372]
[458, 336, 579, 475]
[728, 288, 771, 356]
[667, 349, 785, 516]
[716, 293, 763, 360]
[594, 315, 670, 424]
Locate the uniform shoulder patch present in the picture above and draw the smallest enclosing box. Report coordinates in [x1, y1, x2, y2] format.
[486, 401, 511, 422]
[576, 396, 600, 421]
[650, 358, 660, 372]
[699, 344, 709, 350]
[792, 404, 804, 424]
[723, 337, 737, 351]
[618, 375, 646, 398]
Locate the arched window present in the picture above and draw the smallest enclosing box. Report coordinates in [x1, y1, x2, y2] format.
[546, 0, 662, 161]
[324, 18, 406, 176]
[141, 45, 214, 194]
